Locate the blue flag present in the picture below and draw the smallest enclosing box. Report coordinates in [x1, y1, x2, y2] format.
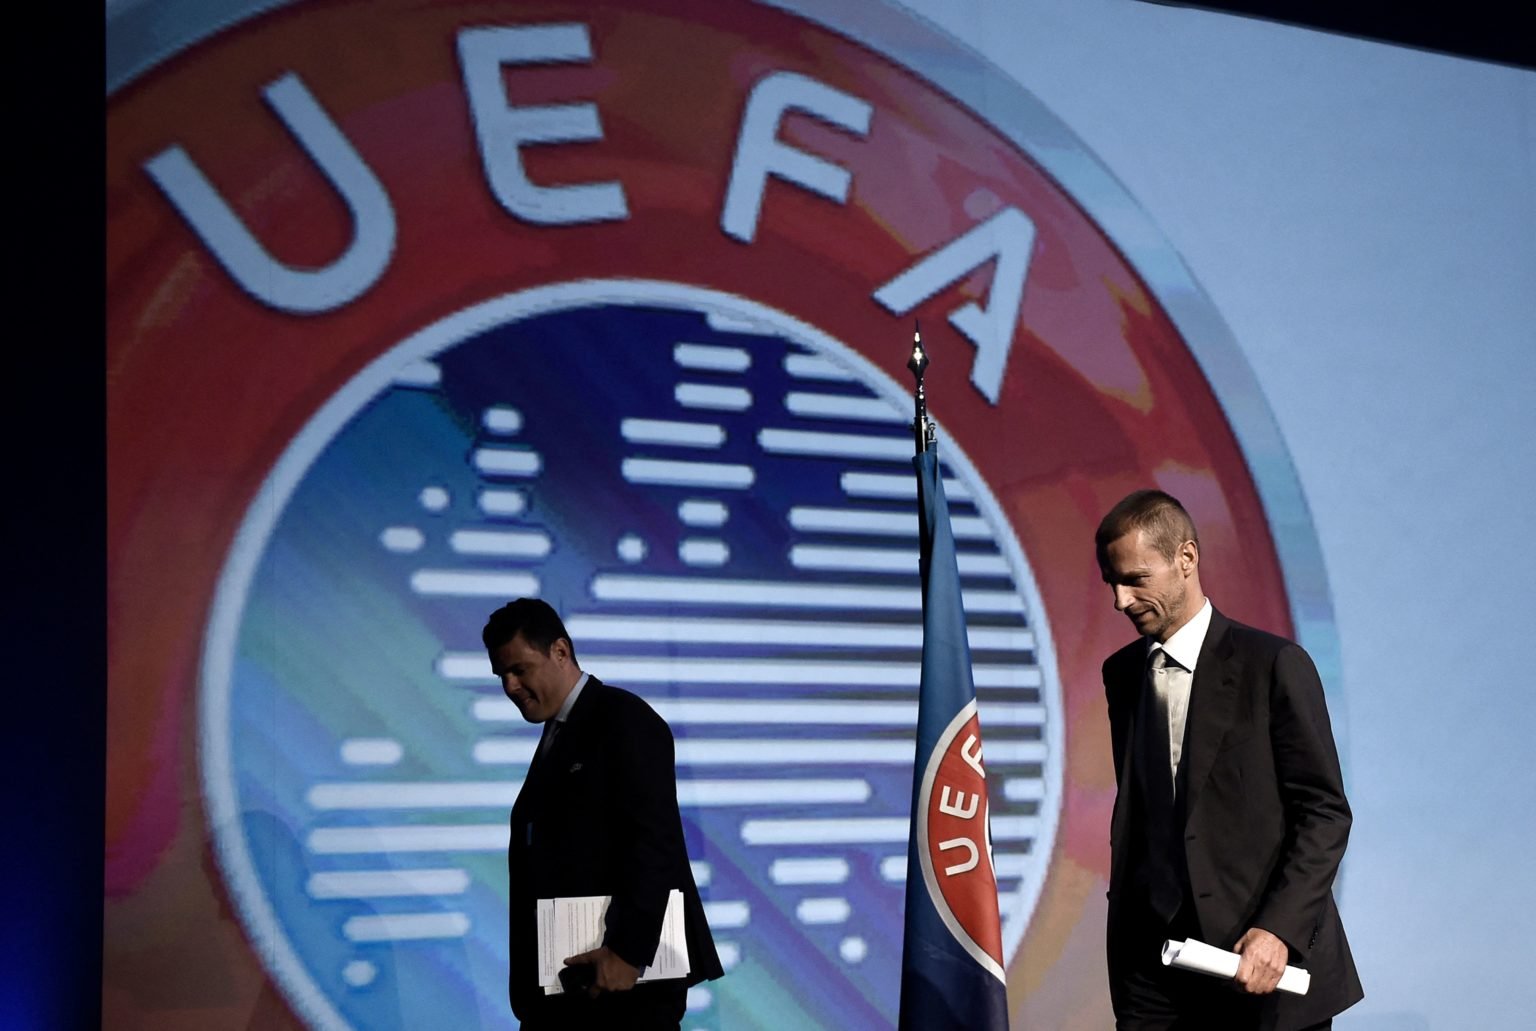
[899, 449, 1010, 1030]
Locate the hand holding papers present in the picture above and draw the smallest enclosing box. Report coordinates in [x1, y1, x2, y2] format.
[1161, 938, 1311, 996]
[538, 890, 690, 994]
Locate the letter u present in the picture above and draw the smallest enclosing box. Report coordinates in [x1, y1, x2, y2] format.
[143, 73, 395, 314]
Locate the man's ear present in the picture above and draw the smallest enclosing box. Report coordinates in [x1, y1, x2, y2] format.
[1179, 539, 1199, 575]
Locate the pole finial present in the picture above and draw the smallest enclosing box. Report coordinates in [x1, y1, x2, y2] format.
[908, 320, 935, 455]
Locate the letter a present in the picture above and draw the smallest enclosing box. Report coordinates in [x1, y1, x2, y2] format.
[873, 207, 1035, 404]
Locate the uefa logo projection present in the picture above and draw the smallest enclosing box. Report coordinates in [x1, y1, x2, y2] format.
[106, 2, 1328, 1028]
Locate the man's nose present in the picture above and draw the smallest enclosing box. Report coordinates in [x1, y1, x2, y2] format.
[1112, 585, 1133, 611]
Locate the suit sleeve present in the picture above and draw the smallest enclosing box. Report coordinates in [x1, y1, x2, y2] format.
[599, 703, 681, 969]
[1251, 643, 1353, 958]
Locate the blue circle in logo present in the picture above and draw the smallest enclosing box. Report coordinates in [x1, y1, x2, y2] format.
[201, 283, 1062, 1028]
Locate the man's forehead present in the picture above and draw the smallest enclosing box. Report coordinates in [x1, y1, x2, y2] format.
[491, 634, 539, 661]
[1099, 530, 1144, 557]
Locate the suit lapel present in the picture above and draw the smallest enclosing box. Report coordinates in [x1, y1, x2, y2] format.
[1107, 645, 1145, 877]
[1179, 609, 1238, 822]
[544, 676, 600, 776]
[518, 676, 601, 806]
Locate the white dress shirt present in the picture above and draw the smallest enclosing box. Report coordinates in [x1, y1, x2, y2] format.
[538, 671, 589, 758]
[1147, 599, 1212, 789]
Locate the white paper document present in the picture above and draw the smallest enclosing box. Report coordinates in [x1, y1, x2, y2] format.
[1161, 937, 1311, 996]
[537, 890, 690, 994]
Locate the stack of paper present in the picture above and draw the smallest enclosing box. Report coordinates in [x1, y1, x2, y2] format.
[537, 890, 690, 994]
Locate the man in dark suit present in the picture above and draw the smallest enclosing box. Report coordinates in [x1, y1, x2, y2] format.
[1096, 490, 1362, 1030]
[484, 598, 722, 1029]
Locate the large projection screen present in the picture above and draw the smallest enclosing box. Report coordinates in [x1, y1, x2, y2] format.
[105, 1, 1536, 1028]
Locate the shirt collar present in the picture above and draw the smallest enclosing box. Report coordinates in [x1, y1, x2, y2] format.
[553, 671, 589, 725]
[1150, 598, 1212, 672]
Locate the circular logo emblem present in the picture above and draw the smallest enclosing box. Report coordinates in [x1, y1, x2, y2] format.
[107, 2, 1331, 1028]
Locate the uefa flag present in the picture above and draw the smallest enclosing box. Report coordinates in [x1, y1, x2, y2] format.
[899, 448, 1010, 1030]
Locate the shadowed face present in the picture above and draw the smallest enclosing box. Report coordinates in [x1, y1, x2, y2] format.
[1098, 528, 1200, 643]
[488, 632, 578, 724]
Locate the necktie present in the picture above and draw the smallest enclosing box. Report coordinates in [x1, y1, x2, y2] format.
[1149, 649, 1175, 789]
[537, 719, 562, 760]
[1138, 648, 1184, 921]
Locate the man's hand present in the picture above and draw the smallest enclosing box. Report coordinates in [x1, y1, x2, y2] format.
[1232, 927, 1288, 994]
[563, 946, 640, 997]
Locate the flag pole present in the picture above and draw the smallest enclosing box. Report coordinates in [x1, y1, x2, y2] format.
[907, 321, 936, 456]
[898, 321, 1010, 1030]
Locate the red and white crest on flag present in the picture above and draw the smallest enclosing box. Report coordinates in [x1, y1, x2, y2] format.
[915, 699, 1006, 980]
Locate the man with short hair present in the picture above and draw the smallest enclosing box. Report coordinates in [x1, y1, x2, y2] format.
[484, 597, 721, 1029]
[1097, 490, 1362, 1029]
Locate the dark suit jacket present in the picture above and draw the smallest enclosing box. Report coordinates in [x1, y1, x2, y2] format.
[1105, 608, 1363, 1028]
[507, 676, 722, 1024]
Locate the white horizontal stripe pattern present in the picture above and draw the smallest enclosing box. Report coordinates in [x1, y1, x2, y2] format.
[679, 538, 729, 566]
[758, 428, 911, 461]
[769, 858, 850, 885]
[590, 574, 1022, 613]
[449, 529, 550, 558]
[784, 354, 854, 381]
[482, 406, 522, 434]
[784, 392, 905, 423]
[341, 739, 403, 766]
[309, 824, 509, 854]
[442, 651, 1037, 689]
[704, 901, 751, 928]
[380, 527, 424, 553]
[674, 342, 750, 371]
[411, 570, 539, 597]
[788, 506, 992, 539]
[676, 383, 752, 411]
[677, 500, 728, 526]
[307, 869, 470, 899]
[840, 471, 971, 500]
[308, 782, 518, 810]
[796, 898, 851, 925]
[472, 448, 542, 476]
[343, 912, 469, 942]
[473, 739, 536, 765]
[472, 697, 1045, 727]
[994, 854, 1032, 878]
[560, 614, 1033, 651]
[620, 418, 725, 448]
[790, 544, 1010, 576]
[677, 779, 870, 806]
[477, 489, 526, 516]
[622, 458, 754, 489]
[742, 817, 910, 845]
[1003, 778, 1046, 801]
